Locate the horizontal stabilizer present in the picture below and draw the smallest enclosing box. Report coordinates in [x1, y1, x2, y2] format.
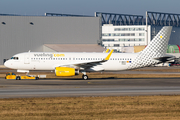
[153, 55, 175, 62]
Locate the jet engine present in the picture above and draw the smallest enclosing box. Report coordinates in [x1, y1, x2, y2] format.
[55, 67, 79, 76]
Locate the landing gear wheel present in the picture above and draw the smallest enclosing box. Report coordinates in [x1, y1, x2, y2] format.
[16, 76, 21, 80]
[82, 75, 88, 80]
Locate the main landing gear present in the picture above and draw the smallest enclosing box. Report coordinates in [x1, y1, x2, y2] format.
[82, 74, 88, 80]
[82, 71, 88, 80]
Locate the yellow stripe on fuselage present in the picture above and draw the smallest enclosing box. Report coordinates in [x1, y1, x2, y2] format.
[104, 49, 114, 60]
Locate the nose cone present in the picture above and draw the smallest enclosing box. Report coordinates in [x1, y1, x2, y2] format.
[4, 60, 10, 68]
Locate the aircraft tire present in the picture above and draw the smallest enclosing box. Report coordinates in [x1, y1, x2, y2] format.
[82, 75, 88, 80]
[16, 76, 21, 80]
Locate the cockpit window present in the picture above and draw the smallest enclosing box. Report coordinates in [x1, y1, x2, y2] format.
[11, 57, 19, 60]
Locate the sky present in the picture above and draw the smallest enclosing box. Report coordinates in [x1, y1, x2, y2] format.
[0, 0, 180, 16]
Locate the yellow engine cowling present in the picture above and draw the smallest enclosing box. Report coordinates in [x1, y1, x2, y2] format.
[55, 67, 79, 76]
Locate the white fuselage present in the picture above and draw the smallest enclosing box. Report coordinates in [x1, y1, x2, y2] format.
[4, 52, 139, 72]
[4, 26, 173, 76]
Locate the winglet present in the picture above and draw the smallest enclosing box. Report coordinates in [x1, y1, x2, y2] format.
[104, 49, 113, 60]
[105, 49, 109, 53]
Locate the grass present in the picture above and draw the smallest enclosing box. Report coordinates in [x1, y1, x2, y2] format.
[1, 96, 180, 120]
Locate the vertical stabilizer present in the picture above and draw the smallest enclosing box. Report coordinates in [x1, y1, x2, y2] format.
[128, 26, 172, 69]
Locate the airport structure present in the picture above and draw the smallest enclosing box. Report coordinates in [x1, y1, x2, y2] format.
[95, 12, 180, 52]
[1, 11, 180, 64]
[0, 14, 101, 64]
[101, 24, 151, 52]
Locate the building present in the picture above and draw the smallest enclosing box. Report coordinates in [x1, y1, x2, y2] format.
[96, 12, 180, 52]
[1, 11, 180, 64]
[0, 14, 101, 64]
[102, 24, 151, 52]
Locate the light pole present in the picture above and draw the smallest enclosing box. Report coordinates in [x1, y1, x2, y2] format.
[146, 11, 148, 45]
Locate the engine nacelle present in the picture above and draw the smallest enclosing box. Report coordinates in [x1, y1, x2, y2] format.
[55, 67, 79, 76]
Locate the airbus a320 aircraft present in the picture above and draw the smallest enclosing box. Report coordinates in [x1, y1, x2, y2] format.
[4, 26, 174, 80]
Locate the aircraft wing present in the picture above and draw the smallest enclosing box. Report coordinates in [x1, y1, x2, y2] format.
[73, 59, 106, 68]
[54, 50, 113, 69]
[153, 54, 175, 63]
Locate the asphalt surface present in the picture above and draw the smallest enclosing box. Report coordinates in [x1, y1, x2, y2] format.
[1, 77, 180, 98]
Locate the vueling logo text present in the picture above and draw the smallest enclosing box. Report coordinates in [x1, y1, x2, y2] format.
[34, 53, 65, 58]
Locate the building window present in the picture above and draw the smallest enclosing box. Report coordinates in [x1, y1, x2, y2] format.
[114, 44, 120, 47]
[131, 33, 135, 36]
[139, 33, 145, 36]
[103, 33, 137, 36]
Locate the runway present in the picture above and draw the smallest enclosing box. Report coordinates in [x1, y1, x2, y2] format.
[1, 77, 180, 98]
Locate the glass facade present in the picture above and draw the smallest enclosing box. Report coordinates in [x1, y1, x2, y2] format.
[102, 38, 145, 42]
[114, 27, 145, 31]
[102, 25, 149, 52]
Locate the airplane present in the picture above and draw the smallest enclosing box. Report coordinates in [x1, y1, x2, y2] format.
[4, 26, 174, 80]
